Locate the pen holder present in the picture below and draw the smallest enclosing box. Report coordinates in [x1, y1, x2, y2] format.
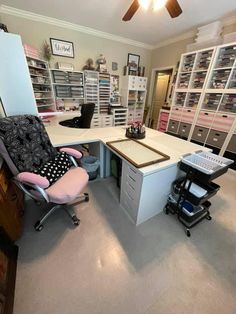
[125, 129, 146, 139]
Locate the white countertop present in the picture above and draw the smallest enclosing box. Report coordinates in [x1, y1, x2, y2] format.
[45, 116, 209, 176]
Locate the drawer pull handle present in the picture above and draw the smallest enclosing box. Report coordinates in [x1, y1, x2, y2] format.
[128, 183, 135, 191]
[128, 175, 136, 182]
[222, 115, 227, 118]
[204, 113, 208, 116]
[215, 133, 220, 136]
[187, 110, 191, 112]
[129, 167, 137, 175]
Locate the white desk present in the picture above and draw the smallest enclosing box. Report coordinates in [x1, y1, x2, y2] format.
[45, 117, 209, 225]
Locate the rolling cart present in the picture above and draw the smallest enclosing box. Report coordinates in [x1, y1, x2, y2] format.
[164, 151, 233, 237]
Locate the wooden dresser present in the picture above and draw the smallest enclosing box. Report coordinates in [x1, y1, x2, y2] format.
[0, 162, 24, 242]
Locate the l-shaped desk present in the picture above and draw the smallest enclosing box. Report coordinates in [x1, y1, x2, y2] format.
[45, 116, 209, 225]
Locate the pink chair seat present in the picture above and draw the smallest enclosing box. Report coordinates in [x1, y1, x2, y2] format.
[46, 167, 89, 204]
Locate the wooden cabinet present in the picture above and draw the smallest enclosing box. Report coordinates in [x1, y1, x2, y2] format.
[0, 163, 24, 242]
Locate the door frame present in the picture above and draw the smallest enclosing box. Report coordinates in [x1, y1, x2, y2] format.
[146, 65, 176, 126]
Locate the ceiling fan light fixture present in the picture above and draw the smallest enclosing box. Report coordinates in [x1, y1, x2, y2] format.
[138, 0, 152, 10]
[153, 0, 168, 11]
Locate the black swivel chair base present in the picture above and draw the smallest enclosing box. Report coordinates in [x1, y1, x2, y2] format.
[34, 193, 89, 231]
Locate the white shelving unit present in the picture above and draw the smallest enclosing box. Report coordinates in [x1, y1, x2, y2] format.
[84, 70, 99, 114]
[50, 69, 84, 112]
[99, 73, 111, 114]
[122, 76, 148, 124]
[167, 42, 236, 168]
[27, 56, 56, 114]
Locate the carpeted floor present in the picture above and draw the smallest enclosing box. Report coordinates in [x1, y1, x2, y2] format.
[14, 171, 236, 314]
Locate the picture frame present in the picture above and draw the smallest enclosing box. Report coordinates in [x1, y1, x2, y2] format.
[106, 139, 170, 168]
[127, 53, 140, 71]
[50, 38, 74, 58]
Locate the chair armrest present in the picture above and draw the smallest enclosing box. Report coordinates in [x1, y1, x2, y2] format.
[16, 172, 50, 189]
[59, 147, 83, 159]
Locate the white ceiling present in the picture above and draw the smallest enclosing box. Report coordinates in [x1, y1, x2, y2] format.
[1, 0, 236, 46]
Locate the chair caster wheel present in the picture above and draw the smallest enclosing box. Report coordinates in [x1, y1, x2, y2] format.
[186, 229, 191, 237]
[84, 193, 89, 202]
[34, 222, 44, 232]
[206, 215, 212, 221]
[72, 216, 80, 226]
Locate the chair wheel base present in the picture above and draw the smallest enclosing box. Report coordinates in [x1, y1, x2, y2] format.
[34, 221, 44, 232]
[72, 216, 80, 226]
[84, 193, 89, 202]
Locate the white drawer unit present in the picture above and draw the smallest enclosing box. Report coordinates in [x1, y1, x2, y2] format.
[122, 75, 147, 125]
[101, 114, 113, 127]
[91, 115, 101, 128]
[111, 108, 128, 126]
[127, 76, 147, 91]
[120, 160, 142, 222]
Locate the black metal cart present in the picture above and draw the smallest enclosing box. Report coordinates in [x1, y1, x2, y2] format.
[164, 150, 233, 237]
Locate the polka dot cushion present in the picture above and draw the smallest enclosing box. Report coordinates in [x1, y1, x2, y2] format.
[34, 151, 73, 185]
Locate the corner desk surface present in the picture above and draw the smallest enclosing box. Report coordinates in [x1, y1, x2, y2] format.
[45, 117, 209, 225]
[45, 117, 209, 177]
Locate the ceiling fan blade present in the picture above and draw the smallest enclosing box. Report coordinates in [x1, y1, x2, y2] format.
[122, 0, 140, 21]
[165, 0, 182, 18]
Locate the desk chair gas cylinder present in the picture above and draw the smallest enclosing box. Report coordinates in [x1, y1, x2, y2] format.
[0, 115, 89, 231]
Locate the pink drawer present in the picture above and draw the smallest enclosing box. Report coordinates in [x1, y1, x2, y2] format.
[159, 121, 167, 129]
[160, 112, 169, 122]
[196, 111, 215, 127]
[212, 114, 235, 132]
[158, 128, 166, 133]
[170, 107, 182, 121]
[181, 109, 196, 123]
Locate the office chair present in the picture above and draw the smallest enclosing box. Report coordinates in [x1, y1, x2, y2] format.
[0, 115, 89, 231]
[59, 103, 95, 128]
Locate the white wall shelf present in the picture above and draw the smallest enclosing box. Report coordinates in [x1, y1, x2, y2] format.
[122, 76, 148, 124]
[26, 55, 56, 115]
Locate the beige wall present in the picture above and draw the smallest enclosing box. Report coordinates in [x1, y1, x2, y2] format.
[151, 22, 236, 70]
[0, 13, 152, 82]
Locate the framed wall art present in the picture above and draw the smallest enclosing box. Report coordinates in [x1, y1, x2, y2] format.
[50, 38, 74, 58]
[127, 53, 140, 71]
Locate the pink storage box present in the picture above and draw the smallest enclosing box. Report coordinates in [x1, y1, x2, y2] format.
[23, 44, 39, 59]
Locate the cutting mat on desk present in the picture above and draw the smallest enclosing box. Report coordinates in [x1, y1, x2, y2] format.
[106, 139, 170, 168]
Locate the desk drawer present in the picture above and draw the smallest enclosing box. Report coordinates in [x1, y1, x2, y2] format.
[120, 189, 139, 221]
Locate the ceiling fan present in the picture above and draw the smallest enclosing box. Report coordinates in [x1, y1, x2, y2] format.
[122, 0, 183, 21]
